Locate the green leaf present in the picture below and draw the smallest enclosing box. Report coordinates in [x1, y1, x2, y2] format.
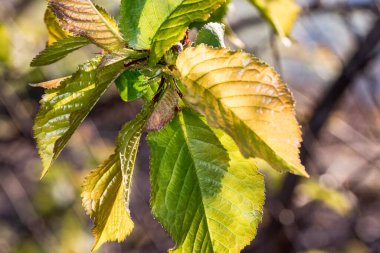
[148, 108, 264, 253]
[49, 0, 125, 51]
[190, 0, 231, 30]
[176, 45, 308, 177]
[142, 80, 160, 101]
[115, 70, 150, 102]
[34, 56, 126, 178]
[116, 105, 151, 206]
[82, 154, 133, 252]
[195, 22, 226, 48]
[247, 0, 300, 37]
[44, 7, 70, 45]
[31, 36, 90, 67]
[120, 0, 226, 64]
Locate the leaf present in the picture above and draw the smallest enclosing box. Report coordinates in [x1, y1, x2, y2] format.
[195, 22, 226, 48]
[116, 106, 151, 205]
[99, 48, 148, 67]
[31, 36, 90, 67]
[296, 180, 352, 216]
[44, 7, 70, 45]
[120, 0, 226, 64]
[49, 0, 124, 51]
[115, 70, 150, 102]
[145, 84, 178, 131]
[0, 24, 11, 64]
[190, 0, 231, 30]
[30, 77, 69, 89]
[247, 0, 300, 37]
[141, 80, 160, 101]
[34, 56, 126, 178]
[82, 154, 133, 252]
[147, 109, 264, 253]
[176, 45, 308, 177]
[82, 104, 153, 251]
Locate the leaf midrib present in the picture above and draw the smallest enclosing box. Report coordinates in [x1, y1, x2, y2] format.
[149, 0, 186, 46]
[186, 76, 302, 175]
[178, 112, 215, 253]
[91, 2, 124, 44]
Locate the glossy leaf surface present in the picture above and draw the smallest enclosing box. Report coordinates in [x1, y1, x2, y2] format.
[34, 57, 125, 177]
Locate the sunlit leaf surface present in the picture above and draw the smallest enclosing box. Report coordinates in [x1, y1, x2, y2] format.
[49, 0, 124, 51]
[31, 36, 90, 67]
[34, 56, 126, 177]
[30, 77, 69, 89]
[148, 109, 264, 253]
[44, 7, 71, 45]
[248, 0, 300, 37]
[82, 104, 154, 251]
[120, 0, 226, 64]
[82, 154, 133, 251]
[176, 45, 308, 177]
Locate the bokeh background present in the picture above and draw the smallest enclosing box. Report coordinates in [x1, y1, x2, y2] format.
[0, 0, 379, 252]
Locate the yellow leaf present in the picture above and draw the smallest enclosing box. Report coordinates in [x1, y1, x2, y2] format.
[81, 103, 153, 251]
[44, 7, 70, 45]
[297, 180, 352, 215]
[249, 0, 300, 37]
[176, 45, 308, 177]
[82, 154, 134, 251]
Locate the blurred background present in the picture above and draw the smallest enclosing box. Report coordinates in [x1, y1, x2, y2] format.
[0, 0, 379, 252]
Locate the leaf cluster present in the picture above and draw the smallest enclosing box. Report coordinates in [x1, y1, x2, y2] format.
[30, 0, 306, 252]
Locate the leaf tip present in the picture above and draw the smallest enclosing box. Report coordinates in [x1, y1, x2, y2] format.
[39, 165, 50, 180]
[295, 165, 309, 178]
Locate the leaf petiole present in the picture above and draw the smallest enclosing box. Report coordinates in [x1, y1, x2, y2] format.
[124, 57, 147, 68]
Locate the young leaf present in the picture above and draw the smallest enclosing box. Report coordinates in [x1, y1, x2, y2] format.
[145, 84, 179, 131]
[120, 0, 226, 64]
[147, 109, 264, 252]
[176, 45, 308, 177]
[247, 0, 300, 37]
[115, 70, 150, 102]
[195, 22, 226, 48]
[83, 104, 155, 251]
[116, 107, 150, 206]
[34, 56, 126, 178]
[31, 36, 90, 67]
[82, 154, 134, 251]
[49, 0, 124, 51]
[44, 7, 70, 45]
